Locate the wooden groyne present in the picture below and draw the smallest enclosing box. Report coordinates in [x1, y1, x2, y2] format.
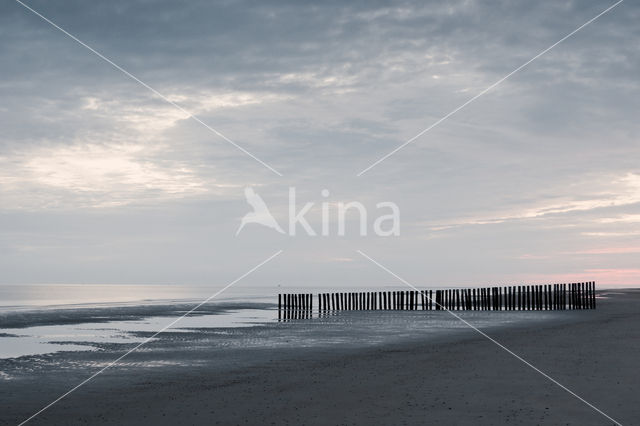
[278, 282, 596, 319]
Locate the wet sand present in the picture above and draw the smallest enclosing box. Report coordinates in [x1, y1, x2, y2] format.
[2, 290, 639, 425]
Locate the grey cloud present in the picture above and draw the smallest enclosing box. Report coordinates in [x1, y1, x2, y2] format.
[1, 0, 638, 286]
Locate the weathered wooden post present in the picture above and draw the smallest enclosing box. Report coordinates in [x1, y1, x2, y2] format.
[570, 283, 574, 310]
[471, 288, 476, 310]
[586, 282, 590, 309]
[485, 288, 489, 310]
[577, 283, 581, 309]
[511, 286, 515, 310]
[505, 287, 509, 310]
[490, 287, 493, 310]
[283, 294, 287, 319]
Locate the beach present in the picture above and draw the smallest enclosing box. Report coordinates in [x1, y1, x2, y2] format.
[3, 0, 638, 424]
[1, 289, 638, 425]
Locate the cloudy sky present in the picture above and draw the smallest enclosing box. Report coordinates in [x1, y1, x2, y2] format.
[1, 0, 638, 289]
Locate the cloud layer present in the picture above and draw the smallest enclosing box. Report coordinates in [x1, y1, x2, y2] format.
[1, 0, 638, 286]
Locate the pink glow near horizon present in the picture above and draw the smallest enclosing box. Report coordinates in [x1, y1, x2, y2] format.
[569, 247, 640, 255]
[523, 269, 640, 287]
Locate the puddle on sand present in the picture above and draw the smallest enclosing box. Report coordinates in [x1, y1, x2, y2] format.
[0, 309, 275, 359]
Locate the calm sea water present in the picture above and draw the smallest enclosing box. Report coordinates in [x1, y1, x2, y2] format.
[0, 284, 282, 311]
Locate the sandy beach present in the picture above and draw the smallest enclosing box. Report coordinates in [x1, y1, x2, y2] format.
[1, 289, 638, 425]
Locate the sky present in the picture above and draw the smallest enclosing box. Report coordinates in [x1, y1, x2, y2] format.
[0, 0, 638, 290]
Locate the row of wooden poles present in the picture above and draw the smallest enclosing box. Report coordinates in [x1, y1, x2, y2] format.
[279, 282, 596, 316]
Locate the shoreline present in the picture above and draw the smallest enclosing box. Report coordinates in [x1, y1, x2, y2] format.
[1, 290, 638, 425]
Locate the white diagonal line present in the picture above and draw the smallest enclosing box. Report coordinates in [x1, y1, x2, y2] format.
[18, 249, 283, 426]
[14, 0, 283, 177]
[357, 0, 624, 176]
[356, 249, 623, 426]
